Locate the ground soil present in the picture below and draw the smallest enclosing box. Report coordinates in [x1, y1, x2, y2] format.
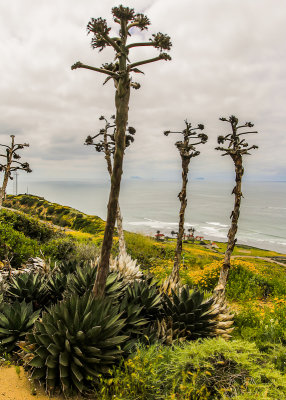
[0, 366, 82, 400]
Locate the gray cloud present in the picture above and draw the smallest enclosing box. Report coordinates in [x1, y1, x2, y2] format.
[0, 0, 285, 185]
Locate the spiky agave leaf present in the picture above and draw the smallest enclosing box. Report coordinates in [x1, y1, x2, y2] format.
[47, 272, 68, 303]
[120, 276, 162, 323]
[65, 262, 97, 297]
[0, 300, 40, 353]
[159, 286, 233, 343]
[26, 293, 129, 394]
[119, 277, 162, 350]
[56, 260, 79, 275]
[65, 262, 126, 300]
[6, 272, 49, 310]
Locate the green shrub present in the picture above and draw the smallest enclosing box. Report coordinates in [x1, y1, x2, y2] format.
[125, 232, 171, 269]
[94, 339, 286, 400]
[234, 303, 286, 345]
[226, 266, 269, 301]
[42, 237, 77, 262]
[258, 343, 286, 374]
[0, 223, 39, 268]
[74, 241, 100, 262]
[0, 209, 56, 242]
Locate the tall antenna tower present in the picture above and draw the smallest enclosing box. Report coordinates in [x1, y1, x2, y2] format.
[14, 171, 19, 195]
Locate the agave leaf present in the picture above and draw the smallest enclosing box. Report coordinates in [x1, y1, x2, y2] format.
[72, 376, 84, 393]
[46, 367, 57, 379]
[59, 351, 69, 367]
[43, 323, 56, 337]
[84, 346, 101, 355]
[98, 355, 117, 361]
[60, 376, 70, 391]
[38, 334, 51, 347]
[46, 378, 57, 391]
[29, 355, 46, 368]
[0, 313, 9, 326]
[72, 356, 83, 367]
[73, 346, 84, 357]
[35, 346, 49, 359]
[0, 327, 10, 334]
[71, 362, 84, 382]
[81, 356, 101, 364]
[1, 335, 16, 344]
[52, 333, 63, 348]
[76, 331, 85, 341]
[104, 314, 122, 330]
[46, 355, 58, 369]
[99, 335, 128, 347]
[84, 366, 101, 378]
[86, 326, 101, 339]
[31, 367, 46, 379]
[47, 343, 61, 356]
[59, 364, 69, 378]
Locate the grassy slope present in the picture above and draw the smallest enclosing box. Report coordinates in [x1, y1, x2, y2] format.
[2, 194, 286, 306]
[4, 194, 105, 235]
[2, 195, 285, 301]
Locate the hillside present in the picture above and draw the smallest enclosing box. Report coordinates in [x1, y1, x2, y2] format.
[1, 196, 286, 399]
[1, 194, 286, 306]
[4, 194, 105, 235]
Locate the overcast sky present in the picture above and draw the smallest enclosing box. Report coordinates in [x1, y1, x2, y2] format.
[0, 0, 285, 185]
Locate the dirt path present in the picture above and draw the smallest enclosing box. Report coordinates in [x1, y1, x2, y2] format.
[0, 366, 58, 400]
[0, 366, 82, 400]
[231, 255, 286, 267]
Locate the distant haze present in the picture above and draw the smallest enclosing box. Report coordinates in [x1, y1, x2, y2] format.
[0, 0, 285, 184]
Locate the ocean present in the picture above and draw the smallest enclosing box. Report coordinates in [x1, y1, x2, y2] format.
[9, 179, 286, 254]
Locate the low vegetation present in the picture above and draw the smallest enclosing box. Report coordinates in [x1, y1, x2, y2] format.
[95, 339, 286, 399]
[1, 197, 286, 398]
[4, 194, 105, 234]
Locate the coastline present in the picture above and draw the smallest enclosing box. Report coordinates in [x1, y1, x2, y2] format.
[125, 223, 286, 255]
[6, 180, 285, 255]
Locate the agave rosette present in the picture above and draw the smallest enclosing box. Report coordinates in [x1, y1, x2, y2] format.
[158, 286, 234, 344]
[0, 300, 40, 353]
[26, 293, 129, 393]
[6, 272, 49, 310]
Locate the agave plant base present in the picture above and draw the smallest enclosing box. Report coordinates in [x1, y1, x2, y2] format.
[25, 293, 129, 394]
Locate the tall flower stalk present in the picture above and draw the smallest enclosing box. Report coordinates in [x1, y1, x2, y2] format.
[72, 5, 172, 297]
[0, 135, 31, 207]
[214, 115, 258, 295]
[162, 120, 208, 293]
[85, 115, 135, 256]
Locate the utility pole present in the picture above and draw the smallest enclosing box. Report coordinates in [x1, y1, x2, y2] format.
[15, 171, 18, 195]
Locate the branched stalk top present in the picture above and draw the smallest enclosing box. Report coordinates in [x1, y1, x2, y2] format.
[164, 120, 208, 159]
[85, 115, 136, 154]
[0, 135, 32, 177]
[71, 4, 172, 89]
[216, 115, 258, 158]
